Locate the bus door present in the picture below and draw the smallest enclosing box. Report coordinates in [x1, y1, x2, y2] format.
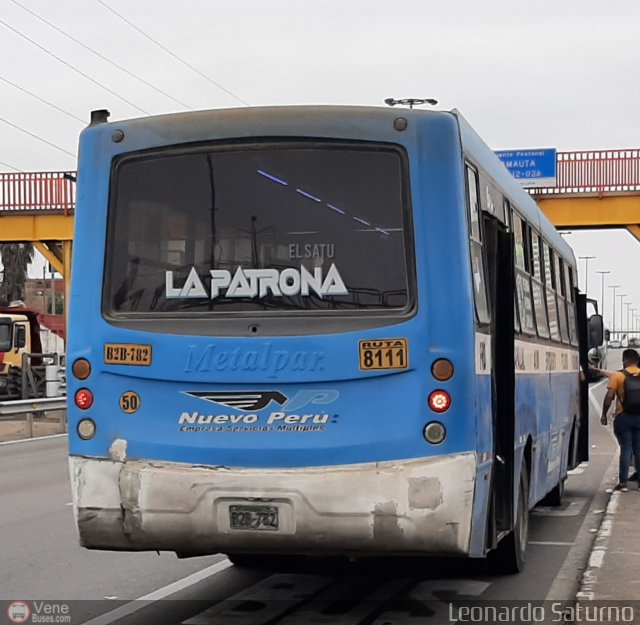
[575, 292, 591, 464]
[482, 215, 515, 540]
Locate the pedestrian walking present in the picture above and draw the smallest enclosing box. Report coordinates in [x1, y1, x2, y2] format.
[599, 349, 640, 491]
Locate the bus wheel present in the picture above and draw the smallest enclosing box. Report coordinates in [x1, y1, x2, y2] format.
[491, 459, 529, 574]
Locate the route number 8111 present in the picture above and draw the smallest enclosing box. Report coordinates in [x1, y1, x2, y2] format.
[359, 339, 409, 371]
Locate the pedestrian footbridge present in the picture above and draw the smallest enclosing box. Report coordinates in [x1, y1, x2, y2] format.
[0, 171, 74, 284]
[532, 149, 640, 242]
[1, 149, 640, 280]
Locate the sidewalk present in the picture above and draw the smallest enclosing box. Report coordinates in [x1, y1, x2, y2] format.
[577, 475, 640, 600]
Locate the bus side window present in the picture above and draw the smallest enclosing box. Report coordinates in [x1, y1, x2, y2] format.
[465, 164, 490, 325]
[543, 242, 561, 342]
[513, 212, 536, 336]
[555, 255, 570, 344]
[503, 198, 512, 231]
[565, 263, 578, 345]
[530, 231, 550, 339]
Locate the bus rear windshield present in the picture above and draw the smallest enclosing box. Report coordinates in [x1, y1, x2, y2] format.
[104, 143, 411, 315]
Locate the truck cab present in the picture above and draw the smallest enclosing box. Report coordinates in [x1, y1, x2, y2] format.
[0, 309, 42, 399]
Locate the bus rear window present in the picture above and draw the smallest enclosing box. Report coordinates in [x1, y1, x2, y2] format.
[105, 143, 411, 315]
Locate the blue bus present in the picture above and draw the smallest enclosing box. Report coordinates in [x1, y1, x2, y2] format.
[68, 105, 589, 572]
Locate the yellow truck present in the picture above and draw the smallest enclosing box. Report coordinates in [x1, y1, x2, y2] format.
[0, 309, 44, 399]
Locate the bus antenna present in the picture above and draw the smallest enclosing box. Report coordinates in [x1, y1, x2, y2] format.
[384, 98, 438, 109]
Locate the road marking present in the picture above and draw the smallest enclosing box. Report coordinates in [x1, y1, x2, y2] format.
[371, 579, 490, 624]
[529, 541, 574, 546]
[278, 578, 409, 625]
[79, 558, 232, 625]
[0, 433, 67, 446]
[185, 573, 333, 625]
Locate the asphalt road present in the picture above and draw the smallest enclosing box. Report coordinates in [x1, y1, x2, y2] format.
[0, 373, 618, 625]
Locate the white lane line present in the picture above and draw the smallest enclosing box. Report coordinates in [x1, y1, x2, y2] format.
[529, 541, 574, 546]
[79, 559, 233, 625]
[0, 433, 67, 446]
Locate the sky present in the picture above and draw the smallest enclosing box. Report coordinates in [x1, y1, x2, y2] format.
[1, 0, 639, 327]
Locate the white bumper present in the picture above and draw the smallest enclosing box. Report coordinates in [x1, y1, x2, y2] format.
[70, 453, 476, 556]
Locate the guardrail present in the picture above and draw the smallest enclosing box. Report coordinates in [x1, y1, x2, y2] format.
[0, 397, 67, 440]
[0, 397, 67, 416]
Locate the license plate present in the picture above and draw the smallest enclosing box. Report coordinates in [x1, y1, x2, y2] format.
[229, 505, 279, 531]
[359, 338, 409, 370]
[104, 343, 152, 366]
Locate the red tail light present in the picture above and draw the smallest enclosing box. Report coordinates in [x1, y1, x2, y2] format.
[75, 388, 94, 410]
[428, 390, 451, 413]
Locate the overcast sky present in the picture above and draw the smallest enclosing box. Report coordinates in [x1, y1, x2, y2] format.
[1, 0, 639, 328]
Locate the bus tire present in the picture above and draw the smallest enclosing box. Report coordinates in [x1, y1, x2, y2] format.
[491, 459, 529, 574]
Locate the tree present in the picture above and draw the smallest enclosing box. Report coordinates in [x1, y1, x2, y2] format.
[0, 243, 34, 305]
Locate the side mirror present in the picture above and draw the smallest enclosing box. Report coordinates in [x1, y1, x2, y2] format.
[587, 348, 600, 364]
[588, 314, 604, 348]
[15, 325, 26, 350]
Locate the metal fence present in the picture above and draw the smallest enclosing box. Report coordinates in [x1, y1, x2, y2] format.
[530, 149, 640, 195]
[0, 171, 76, 213]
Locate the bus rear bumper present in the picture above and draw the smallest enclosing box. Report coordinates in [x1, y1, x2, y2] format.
[70, 452, 477, 557]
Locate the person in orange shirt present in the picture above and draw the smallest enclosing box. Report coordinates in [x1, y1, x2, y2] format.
[600, 349, 640, 491]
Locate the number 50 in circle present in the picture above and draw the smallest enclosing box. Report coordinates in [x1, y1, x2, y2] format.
[120, 391, 141, 414]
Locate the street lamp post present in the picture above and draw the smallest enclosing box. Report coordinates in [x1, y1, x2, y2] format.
[618, 294, 627, 337]
[596, 270, 610, 321]
[609, 285, 620, 333]
[579, 256, 596, 295]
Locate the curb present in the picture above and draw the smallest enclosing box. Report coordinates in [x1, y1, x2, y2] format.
[573, 413, 621, 602]
[543, 452, 618, 604]
[575, 487, 620, 600]
[544, 379, 617, 604]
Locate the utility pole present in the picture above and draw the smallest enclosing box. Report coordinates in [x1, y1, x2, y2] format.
[579, 256, 595, 295]
[619, 295, 628, 336]
[596, 270, 610, 320]
[609, 285, 620, 333]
